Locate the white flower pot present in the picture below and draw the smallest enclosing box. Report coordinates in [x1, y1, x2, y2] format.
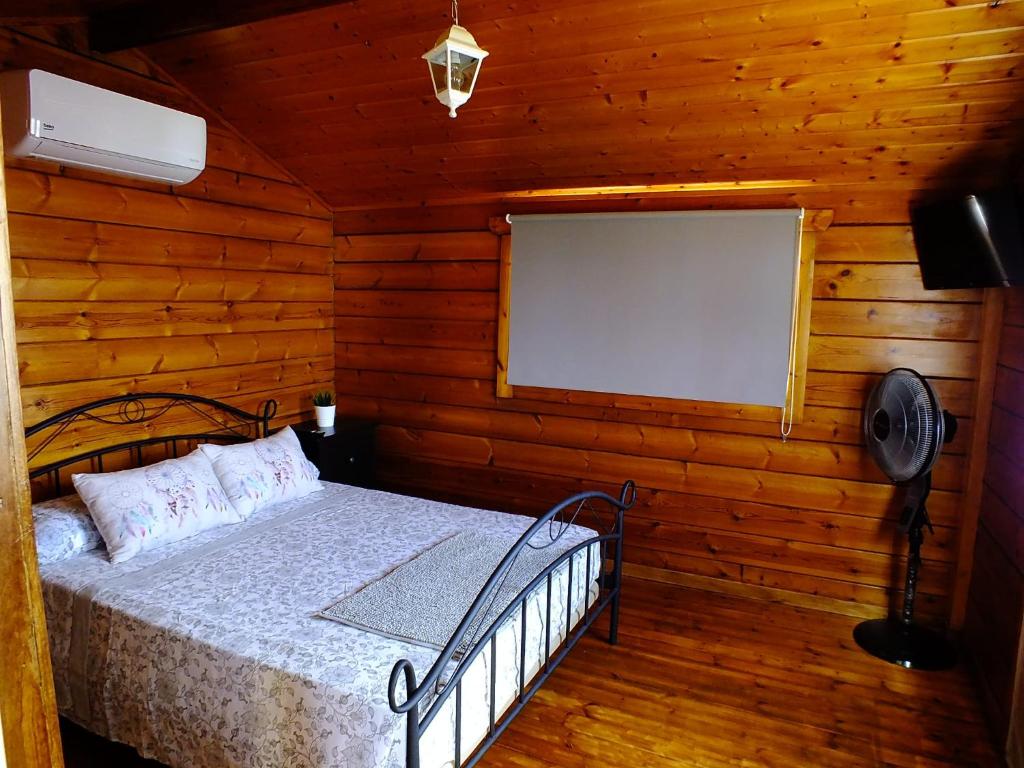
[314, 404, 336, 429]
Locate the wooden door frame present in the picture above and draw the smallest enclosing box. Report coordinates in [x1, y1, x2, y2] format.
[0, 97, 64, 768]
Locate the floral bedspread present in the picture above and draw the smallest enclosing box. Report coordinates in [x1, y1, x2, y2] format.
[39, 483, 598, 768]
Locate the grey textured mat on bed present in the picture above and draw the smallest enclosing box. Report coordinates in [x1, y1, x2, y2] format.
[318, 529, 582, 654]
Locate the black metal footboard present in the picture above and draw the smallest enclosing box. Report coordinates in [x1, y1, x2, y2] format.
[388, 480, 636, 768]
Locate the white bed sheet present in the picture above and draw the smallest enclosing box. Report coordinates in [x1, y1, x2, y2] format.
[39, 482, 602, 768]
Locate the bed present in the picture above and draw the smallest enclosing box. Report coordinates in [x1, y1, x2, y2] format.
[27, 394, 634, 768]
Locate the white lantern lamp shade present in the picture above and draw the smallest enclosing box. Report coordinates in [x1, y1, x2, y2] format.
[422, 24, 488, 118]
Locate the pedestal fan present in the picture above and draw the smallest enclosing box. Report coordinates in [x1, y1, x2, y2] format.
[854, 367, 958, 671]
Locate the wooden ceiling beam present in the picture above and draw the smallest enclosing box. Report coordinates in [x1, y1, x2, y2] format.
[87, 0, 359, 53]
[166, 31, 1024, 127]
[0, 1, 87, 23]
[328, 189, 920, 232]
[157, 0, 1011, 78]
[310, 160, 1019, 208]
[0, 16, 87, 25]
[159, 7, 1022, 99]
[282, 136, 1023, 183]
[254, 94, 1024, 161]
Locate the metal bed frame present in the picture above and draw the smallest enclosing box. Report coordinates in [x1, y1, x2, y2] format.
[25, 393, 636, 768]
[390, 479, 635, 768]
[25, 392, 276, 487]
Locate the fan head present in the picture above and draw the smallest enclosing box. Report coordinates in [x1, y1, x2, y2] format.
[863, 368, 955, 483]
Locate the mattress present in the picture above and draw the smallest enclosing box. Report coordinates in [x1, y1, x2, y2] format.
[39, 482, 600, 768]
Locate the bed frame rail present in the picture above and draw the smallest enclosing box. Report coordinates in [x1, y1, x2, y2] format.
[388, 480, 636, 768]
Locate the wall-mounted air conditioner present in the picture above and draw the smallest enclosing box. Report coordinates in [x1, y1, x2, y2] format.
[0, 69, 206, 185]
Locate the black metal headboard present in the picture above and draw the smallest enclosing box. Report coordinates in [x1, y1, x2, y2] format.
[25, 393, 277, 494]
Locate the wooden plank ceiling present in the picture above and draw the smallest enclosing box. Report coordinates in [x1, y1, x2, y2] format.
[140, 0, 1024, 220]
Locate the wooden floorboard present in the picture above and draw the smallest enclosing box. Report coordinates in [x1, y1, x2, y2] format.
[61, 577, 999, 767]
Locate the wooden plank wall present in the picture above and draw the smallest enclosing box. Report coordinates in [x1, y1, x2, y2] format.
[0, 28, 335, 474]
[0, 97, 63, 768]
[334, 224, 985, 621]
[965, 286, 1024, 759]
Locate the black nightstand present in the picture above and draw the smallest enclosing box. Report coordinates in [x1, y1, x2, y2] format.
[292, 419, 376, 488]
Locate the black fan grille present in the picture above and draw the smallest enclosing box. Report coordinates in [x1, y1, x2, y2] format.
[863, 370, 942, 483]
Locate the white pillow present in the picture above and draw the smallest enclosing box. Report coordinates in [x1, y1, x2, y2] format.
[72, 450, 242, 563]
[199, 426, 321, 518]
[32, 494, 104, 564]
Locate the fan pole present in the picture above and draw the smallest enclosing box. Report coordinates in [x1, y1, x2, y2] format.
[852, 476, 957, 670]
[900, 524, 924, 626]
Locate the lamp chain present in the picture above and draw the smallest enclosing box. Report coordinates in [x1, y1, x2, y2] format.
[451, 0, 459, 25]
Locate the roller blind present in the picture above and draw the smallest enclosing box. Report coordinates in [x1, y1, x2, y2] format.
[506, 210, 804, 407]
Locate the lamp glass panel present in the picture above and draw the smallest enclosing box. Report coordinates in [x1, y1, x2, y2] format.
[428, 59, 448, 93]
[449, 51, 480, 94]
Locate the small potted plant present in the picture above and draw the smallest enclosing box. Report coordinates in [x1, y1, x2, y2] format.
[312, 390, 336, 429]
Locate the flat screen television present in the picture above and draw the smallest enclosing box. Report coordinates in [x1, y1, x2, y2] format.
[910, 186, 1024, 289]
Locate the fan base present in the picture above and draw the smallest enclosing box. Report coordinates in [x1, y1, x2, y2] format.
[853, 618, 957, 671]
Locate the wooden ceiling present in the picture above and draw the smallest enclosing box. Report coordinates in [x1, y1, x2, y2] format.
[135, 1, 1024, 224]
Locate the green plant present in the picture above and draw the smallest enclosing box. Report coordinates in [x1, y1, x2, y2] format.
[312, 390, 336, 407]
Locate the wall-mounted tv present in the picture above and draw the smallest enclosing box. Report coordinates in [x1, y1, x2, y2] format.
[910, 186, 1024, 289]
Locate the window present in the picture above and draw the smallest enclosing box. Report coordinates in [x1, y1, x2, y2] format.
[498, 209, 823, 425]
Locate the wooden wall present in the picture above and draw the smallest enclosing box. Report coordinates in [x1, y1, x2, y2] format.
[0, 98, 63, 768]
[0, 28, 335, 471]
[333, 222, 986, 622]
[965, 286, 1024, 761]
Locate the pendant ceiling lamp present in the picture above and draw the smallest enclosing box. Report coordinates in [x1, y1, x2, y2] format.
[422, 0, 488, 118]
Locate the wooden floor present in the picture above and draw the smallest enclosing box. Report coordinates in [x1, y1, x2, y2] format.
[62, 578, 999, 768]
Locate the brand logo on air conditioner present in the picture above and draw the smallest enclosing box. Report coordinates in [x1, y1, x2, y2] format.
[42, 123, 55, 131]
